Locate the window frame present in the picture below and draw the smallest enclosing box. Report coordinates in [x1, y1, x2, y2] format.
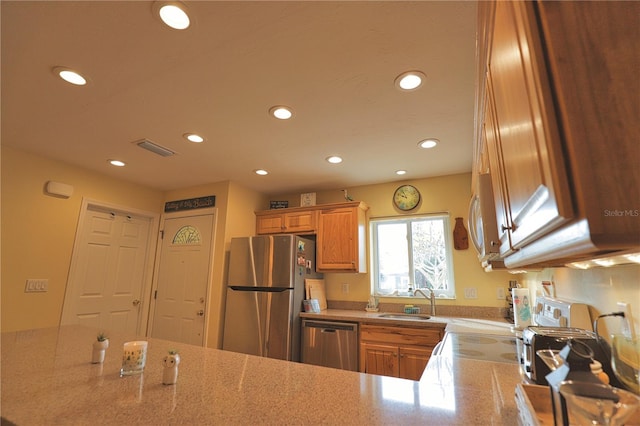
[370, 213, 456, 299]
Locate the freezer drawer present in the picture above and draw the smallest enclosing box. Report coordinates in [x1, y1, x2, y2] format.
[301, 320, 358, 371]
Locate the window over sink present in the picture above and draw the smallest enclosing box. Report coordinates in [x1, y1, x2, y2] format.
[370, 214, 456, 299]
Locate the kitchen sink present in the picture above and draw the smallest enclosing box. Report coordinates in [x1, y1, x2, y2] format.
[377, 313, 431, 320]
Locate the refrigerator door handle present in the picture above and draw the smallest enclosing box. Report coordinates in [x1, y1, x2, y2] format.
[264, 293, 272, 357]
[229, 286, 289, 293]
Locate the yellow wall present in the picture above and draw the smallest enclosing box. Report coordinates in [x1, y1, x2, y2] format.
[271, 173, 516, 309]
[521, 265, 640, 342]
[1, 148, 265, 346]
[4, 147, 637, 347]
[1, 146, 165, 332]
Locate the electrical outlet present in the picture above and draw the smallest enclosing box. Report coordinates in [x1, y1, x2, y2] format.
[25, 279, 48, 293]
[464, 287, 477, 299]
[617, 302, 636, 336]
[497, 287, 506, 300]
[341, 283, 349, 294]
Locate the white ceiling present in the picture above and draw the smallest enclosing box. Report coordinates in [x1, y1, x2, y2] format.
[1, 1, 478, 195]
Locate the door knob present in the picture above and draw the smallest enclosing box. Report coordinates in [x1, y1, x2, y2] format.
[132, 299, 141, 306]
[197, 310, 205, 316]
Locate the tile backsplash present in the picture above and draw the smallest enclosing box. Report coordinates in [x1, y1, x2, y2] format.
[520, 264, 639, 341]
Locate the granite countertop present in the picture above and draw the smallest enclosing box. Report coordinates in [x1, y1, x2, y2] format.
[300, 308, 516, 335]
[1, 322, 521, 425]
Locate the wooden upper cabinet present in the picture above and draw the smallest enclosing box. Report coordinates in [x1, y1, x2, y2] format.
[316, 202, 368, 273]
[487, 0, 573, 255]
[255, 201, 369, 273]
[535, 1, 640, 244]
[476, 1, 640, 268]
[255, 209, 316, 235]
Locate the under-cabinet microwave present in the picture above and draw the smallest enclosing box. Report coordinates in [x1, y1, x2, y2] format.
[468, 173, 502, 268]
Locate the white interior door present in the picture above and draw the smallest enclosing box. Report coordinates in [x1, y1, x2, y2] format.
[61, 200, 157, 335]
[150, 209, 216, 346]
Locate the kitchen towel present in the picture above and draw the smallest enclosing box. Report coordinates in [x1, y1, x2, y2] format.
[512, 288, 532, 329]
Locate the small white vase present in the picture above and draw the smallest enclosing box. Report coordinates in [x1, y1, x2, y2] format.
[162, 353, 180, 385]
[92, 339, 109, 364]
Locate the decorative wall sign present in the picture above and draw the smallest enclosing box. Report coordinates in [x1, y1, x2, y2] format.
[270, 201, 289, 209]
[164, 196, 215, 213]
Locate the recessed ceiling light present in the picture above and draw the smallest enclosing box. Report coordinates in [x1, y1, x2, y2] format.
[157, 2, 190, 30]
[184, 133, 204, 143]
[269, 106, 293, 120]
[109, 160, 126, 167]
[254, 169, 269, 176]
[326, 156, 343, 164]
[418, 138, 439, 149]
[53, 67, 87, 86]
[396, 170, 407, 175]
[395, 71, 426, 91]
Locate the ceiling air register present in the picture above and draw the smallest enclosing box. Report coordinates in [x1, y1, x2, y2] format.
[136, 139, 175, 157]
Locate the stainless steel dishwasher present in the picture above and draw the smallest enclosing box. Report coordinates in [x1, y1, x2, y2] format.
[301, 319, 358, 371]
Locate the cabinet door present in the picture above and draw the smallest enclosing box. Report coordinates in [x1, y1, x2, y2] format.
[317, 207, 360, 272]
[484, 82, 511, 253]
[399, 346, 432, 381]
[256, 214, 285, 235]
[361, 343, 398, 377]
[284, 210, 316, 234]
[256, 210, 316, 235]
[488, 1, 573, 254]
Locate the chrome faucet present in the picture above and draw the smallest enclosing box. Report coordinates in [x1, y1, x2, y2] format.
[414, 288, 436, 316]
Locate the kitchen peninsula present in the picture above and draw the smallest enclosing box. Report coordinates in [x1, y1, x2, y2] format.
[1, 325, 521, 425]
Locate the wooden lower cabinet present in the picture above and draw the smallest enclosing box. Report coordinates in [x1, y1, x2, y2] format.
[359, 325, 443, 381]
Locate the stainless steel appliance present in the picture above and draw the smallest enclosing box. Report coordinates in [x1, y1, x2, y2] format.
[520, 296, 622, 388]
[301, 320, 358, 371]
[468, 173, 503, 270]
[222, 235, 321, 362]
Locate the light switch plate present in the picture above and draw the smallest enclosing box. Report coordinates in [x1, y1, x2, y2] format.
[25, 279, 48, 292]
[617, 302, 636, 337]
[464, 287, 478, 299]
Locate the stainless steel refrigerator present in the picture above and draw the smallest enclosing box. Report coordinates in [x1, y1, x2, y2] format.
[222, 235, 321, 362]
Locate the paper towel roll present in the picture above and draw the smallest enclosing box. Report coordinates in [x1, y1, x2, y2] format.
[512, 288, 532, 329]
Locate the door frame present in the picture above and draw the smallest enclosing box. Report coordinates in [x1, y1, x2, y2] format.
[61, 197, 160, 335]
[146, 207, 218, 345]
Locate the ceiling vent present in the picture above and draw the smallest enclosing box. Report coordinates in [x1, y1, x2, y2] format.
[135, 139, 175, 157]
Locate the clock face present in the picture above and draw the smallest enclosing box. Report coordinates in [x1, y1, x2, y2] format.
[393, 185, 420, 211]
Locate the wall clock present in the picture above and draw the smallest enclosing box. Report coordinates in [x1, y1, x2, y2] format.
[393, 185, 421, 211]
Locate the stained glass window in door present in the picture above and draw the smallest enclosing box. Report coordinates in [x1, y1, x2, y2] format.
[172, 225, 201, 245]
